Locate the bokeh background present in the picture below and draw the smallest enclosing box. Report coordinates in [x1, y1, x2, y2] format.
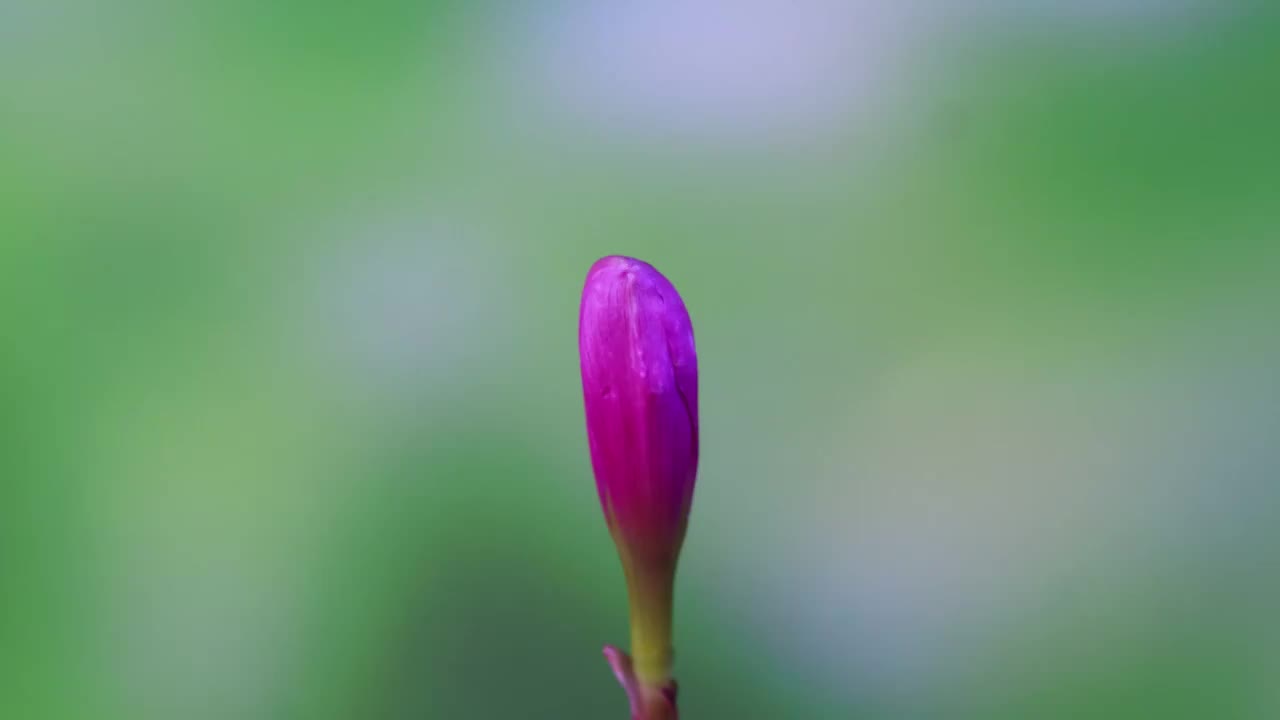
[3, 1, 1279, 718]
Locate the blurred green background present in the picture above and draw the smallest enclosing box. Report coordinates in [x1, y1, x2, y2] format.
[3, 2, 1279, 718]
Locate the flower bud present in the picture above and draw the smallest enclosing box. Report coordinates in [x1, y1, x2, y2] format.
[579, 255, 698, 717]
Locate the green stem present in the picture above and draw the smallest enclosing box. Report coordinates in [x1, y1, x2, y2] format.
[604, 645, 679, 719]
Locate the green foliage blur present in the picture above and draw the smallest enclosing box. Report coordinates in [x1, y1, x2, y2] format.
[3, 2, 1278, 718]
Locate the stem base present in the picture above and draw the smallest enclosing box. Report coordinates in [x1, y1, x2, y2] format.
[604, 645, 679, 720]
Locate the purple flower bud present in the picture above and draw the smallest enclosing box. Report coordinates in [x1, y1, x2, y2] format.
[579, 255, 699, 553]
[579, 255, 698, 717]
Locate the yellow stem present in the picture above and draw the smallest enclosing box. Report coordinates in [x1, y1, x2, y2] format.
[617, 544, 678, 685]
